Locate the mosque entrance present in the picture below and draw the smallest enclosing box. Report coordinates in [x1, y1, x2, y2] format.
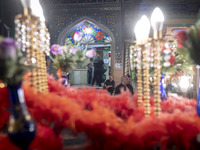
[58, 18, 114, 85]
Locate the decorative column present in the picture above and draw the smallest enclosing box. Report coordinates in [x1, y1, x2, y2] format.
[14, 3, 50, 93]
[151, 7, 164, 116]
[136, 46, 143, 106]
[134, 15, 151, 116]
[142, 44, 151, 117]
[133, 7, 165, 117]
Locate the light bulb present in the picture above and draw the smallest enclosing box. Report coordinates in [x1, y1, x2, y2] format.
[134, 20, 143, 44]
[134, 15, 150, 44]
[140, 15, 150, 42]
[30, 0, 45, 22]
[151, 7, 164, 31]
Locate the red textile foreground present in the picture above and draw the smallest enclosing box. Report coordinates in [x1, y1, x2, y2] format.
[0, 75, 200, 150]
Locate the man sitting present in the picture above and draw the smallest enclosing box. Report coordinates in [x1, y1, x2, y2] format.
[115, 75, 134, 95]
[126, 74, 134, 95]
[103, 75, 115, 95]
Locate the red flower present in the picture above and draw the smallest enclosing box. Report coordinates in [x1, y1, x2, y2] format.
[161, 45, 165, 52]
[175, 30, 187, 49]
[169, 55, 176, 65]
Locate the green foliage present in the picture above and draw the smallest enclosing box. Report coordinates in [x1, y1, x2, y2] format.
[175, 15, 200, 66]
[0, 37, 35, 85]
[161, 49, 193, 75]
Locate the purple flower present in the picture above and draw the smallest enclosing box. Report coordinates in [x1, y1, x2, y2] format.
[86, 48, 96, 58]
[74, 32, 82, 42]
[0, 38, 17, 59]
[70, 47, 77, 54]
[50, 44, 63, 55]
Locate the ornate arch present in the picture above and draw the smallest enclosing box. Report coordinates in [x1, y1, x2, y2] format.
[57, 16, 115, 76]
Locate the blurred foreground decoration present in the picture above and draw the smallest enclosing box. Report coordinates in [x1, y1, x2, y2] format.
[0, 36, 36, 150]
[0, 0, 52, 149]
[0, 76, 200, 149]
[15, 0, 50, 93]
[7, 82, 36, 150]
[175, 16, 200, 66]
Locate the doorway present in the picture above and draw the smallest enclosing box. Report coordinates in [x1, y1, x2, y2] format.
[57, 17, 114, 85]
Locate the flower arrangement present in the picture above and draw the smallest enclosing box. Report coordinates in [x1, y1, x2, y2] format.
[175, 18, 200, 65]
[0, 36, 33, 85]
[160, 41, 192, 74]
[50, 32, 96, 76]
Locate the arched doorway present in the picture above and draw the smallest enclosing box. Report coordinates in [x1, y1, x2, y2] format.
[57, 17, 115, 85]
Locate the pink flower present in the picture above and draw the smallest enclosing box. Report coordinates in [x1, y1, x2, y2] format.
[86, 49, 96, 58]
[50, 44, 63, 55]
[70, 47, 77, 54]
[74, 32, 82, 42]
[0, 38, 17, 59]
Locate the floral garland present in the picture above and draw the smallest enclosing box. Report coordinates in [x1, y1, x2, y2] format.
[175, 17, 200, 65]
[0, 76, 200, 149]
[160, 41, 192, 74]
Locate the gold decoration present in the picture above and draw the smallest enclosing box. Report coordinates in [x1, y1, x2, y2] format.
[14, 9, 50, 93]
[152, 31, 164, 116]
[135, 45, 143, 107]
[132, 7, 165, 117]
[142, 44, 151, 117]
[134, 43, 151, 117]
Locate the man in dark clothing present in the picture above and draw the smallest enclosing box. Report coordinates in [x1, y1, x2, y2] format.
[92, 56, 104, 87]
[103, 75, 115, 94]
[115, 75, 134, 95]
[87, 58, 93, 85]
[126, 74, 134, 95]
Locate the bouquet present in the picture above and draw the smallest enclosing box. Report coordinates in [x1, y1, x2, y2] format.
[175, 17, 200, 65]
[160, 41, 192, 74]
[0, 36, 34, 85]
[50, 32, 96, 76]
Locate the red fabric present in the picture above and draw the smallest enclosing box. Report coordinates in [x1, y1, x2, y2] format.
[0, 75, 200, 149]
[169, 55, 176, 65]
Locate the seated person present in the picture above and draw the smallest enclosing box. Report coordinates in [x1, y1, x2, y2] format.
[126, 74, 134, 95]
[103, 75, 115, 94]
[115, 75, 134, 95]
